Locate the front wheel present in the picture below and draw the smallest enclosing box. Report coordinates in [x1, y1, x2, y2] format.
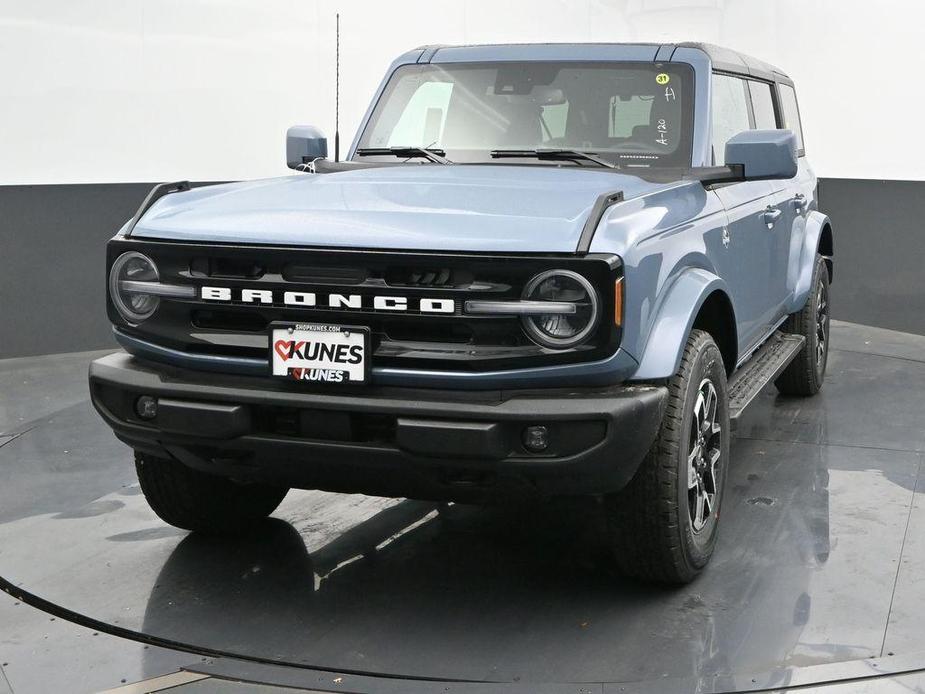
[604, 329, 730, 584]
[135, 452, 289, 534]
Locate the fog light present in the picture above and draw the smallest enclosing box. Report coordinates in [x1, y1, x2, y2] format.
[135, 395, 158, 420]
[522, 425, 549, 453]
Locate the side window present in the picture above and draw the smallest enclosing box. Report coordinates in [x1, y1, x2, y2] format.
[711, 74, 750, 165]
[386, 81, 453, 147]
[748, 81, 777, 130]
[778, 84, 805, 153]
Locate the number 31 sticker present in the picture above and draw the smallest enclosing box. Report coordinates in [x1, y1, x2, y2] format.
[656, 73, 670, 85]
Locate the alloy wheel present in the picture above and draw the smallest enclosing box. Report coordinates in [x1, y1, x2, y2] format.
[816, 281, 829, 369]
[688, 378, 722, 533]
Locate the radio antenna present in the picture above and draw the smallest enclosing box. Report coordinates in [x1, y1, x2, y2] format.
[334, 12, 340, 162]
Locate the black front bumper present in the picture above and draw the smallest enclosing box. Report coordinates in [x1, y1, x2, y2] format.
[89, 352, 667, 501]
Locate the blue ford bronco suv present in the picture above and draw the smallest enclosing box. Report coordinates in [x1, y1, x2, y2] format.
[89, 42, 833, 583]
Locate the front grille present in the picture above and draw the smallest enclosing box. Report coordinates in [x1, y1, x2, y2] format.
[385, 266, 472, 288]
[108, 239, 621, 373]
[190, 256, 265, 279]
[191, 308, 267, 332]
[282, 264, 367, 285]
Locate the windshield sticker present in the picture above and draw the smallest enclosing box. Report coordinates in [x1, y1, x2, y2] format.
[656, 119, 670, 146]
[656, 73, 670, 85]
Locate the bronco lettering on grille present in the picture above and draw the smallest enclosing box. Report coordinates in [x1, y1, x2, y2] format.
[200, 286, 455, 314]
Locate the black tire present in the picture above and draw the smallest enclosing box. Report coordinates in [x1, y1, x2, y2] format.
[775, 255, 830, 396]
[604, 329, 730, 584]
[135, 452, 289, 534]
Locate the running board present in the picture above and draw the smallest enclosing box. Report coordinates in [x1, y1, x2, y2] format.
[728, 332, 805, 422]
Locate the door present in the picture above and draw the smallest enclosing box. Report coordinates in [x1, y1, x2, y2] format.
[776, 83, 818, 316]
[749, 80, 812, 323]
[710, 73, 777, 354]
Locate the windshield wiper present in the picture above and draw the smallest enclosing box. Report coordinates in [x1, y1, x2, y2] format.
[355, 146, 452, 165]
[490, 148, 619, 169]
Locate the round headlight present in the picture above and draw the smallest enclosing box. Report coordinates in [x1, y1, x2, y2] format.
[109, 251, 160, 323]
[521, 269, 600, 349]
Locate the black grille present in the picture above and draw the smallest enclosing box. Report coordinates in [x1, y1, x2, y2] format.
[386, 266, 471, 288]
[191, 309, 266, 332]
[282, 264, 367, 284]
[190, 256, 265, 279]
[108, 239, 621, 373]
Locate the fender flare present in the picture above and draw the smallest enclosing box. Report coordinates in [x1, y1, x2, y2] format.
[630, 268, 732, 381]
[787, 210, 833, 314]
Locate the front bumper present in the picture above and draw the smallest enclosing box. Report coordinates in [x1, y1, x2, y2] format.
[89, 351, 667, 501]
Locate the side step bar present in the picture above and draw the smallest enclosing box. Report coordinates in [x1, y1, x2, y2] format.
[728, 332, 805, 422]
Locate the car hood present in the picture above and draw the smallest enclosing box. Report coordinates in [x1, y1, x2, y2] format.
[130, 165, 686, 253]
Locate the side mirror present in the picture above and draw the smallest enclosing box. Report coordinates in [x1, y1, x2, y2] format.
[724, 129, 798, 180]
[286, 125, 328, 170]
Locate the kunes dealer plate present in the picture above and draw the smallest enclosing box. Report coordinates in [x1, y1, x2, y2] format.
[270, 323, 370, 384]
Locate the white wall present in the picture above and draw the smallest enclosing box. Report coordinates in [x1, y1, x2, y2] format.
[2, 0, 922, 184]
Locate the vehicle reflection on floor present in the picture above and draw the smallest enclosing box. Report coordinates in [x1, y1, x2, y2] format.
[0, 321, 923, 690]
[135, 434, 914, 684]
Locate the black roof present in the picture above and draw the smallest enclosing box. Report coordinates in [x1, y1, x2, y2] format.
[412, 42, 793, 85]
[677, 42, 791, 83]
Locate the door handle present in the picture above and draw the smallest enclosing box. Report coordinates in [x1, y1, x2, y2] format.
[762, 206, 782, 228]
[793, 193, 808, 212]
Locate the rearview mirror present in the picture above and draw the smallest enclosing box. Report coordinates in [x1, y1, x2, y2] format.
[287, 125, 328, 170]
[724, 129, 798, 180]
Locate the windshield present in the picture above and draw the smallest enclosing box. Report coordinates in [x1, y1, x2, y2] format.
[355, 61, 694, 168]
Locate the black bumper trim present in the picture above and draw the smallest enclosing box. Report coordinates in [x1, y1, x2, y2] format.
[90, 352, 667, 499]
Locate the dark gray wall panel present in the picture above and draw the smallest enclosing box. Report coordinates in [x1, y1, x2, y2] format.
[0, 178, 923, 359]
[0, 183, 151, 359]
[818, 178, 925, 336]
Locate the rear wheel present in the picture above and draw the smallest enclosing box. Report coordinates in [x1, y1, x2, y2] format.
[135, 452, 289, 534]
[775, 254, 830, 396]
[604, 329, 730, 584]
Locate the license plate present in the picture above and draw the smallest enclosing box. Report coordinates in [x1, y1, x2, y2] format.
[270, 323, 369, 384]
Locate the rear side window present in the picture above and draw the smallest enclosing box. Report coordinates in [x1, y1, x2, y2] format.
[778, 84, 805, 152]
[711, 73, 750, 165]
[748, 81, 777, 130]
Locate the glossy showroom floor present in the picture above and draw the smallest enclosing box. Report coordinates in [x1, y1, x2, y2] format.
[1, 321, 924, 693]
